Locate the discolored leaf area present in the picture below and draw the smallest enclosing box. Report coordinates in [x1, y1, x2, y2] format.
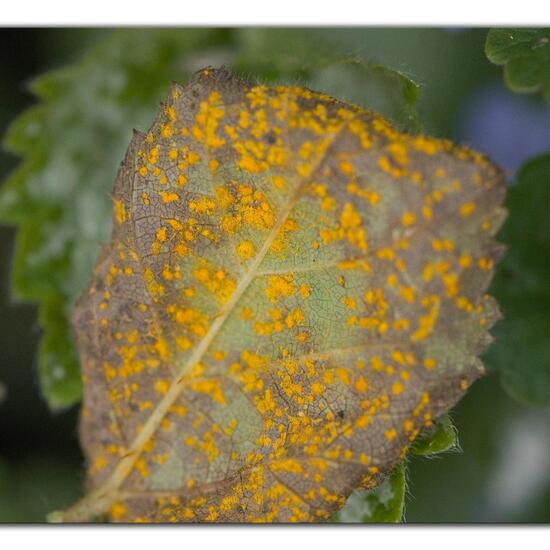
[61, 67, 506, 523]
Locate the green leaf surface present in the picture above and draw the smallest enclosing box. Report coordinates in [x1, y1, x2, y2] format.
[486, 154, 550, 405]
[486, 28, 550, 100]
[335, 463, 406, 523]
[0, 28, 420, 410]
[233, 28, 421, 131]
[411, 414, 458, 456]
[0, 29, 232, 408]
[0, 453, 82, 522]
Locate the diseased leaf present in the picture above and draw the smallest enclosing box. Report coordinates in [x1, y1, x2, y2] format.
[486, 154, 550, 405]
[411, 414, 458, 456]
[486, 29, 550, 100]
[57, 67, 505, 523]
[334, 462, 406, 523]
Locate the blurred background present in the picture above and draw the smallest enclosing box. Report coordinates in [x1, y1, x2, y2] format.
[0, 28, 549, 523]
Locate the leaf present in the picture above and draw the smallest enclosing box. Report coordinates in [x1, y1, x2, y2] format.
[0, 453, 83, 522]
[337, 409, 456, 523]
[334, 462, 406, 523]
[308, 60, 420, 132]
[54, 66, 505, 523]
[0, 28, 233, 408]
[0, 28, 419, 410]
[485, 154, 550, 405]
[233, 28, 421, 131]
[485, 29, 550, 100]
[410, 414, 458, 456]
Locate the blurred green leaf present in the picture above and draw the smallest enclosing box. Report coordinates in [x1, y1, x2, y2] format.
[486, 29, 550, 100]
[0, 452, 82, 522]
[234, 28, 421, 131]
[0, 28, 420, 410]
[411, 415, 458, 456]
[38, 295, 83, 407]
[334, 463, 406, 523]
[405, 373, 517, 522]
[487, 154, 550, 405]
[0, 28, 234, 408]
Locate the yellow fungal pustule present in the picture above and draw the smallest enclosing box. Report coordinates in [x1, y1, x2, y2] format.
[401, 211, 416, 227]
[237, 240, 256, 259]
[460, 202, 476, 217]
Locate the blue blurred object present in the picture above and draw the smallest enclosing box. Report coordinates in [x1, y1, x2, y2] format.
[458, 83, 550, 174]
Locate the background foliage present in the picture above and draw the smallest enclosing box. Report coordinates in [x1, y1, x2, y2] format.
[1, 27, 549, 523]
